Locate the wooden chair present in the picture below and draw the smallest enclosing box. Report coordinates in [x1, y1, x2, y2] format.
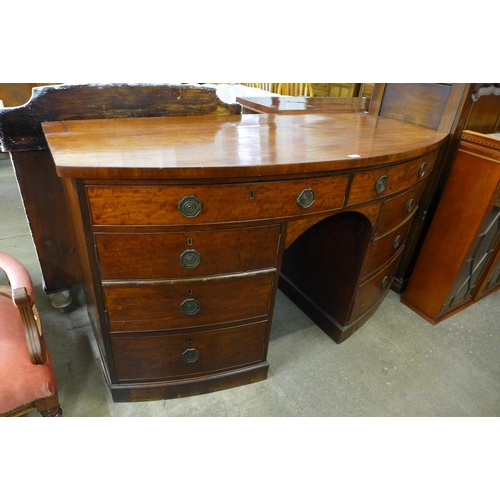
[0, 251, 62, 417]
[276, 83, 314, 97]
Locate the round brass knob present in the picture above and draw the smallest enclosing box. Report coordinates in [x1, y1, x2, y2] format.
[180, 298, 200, 315]
[375, 175, 388, 194]
[296, 188, 315, 209]
[179, 249, 201, 269]
[178, 195, 202, 218]
[418, 162, 427, 178]
[182, 348, 200, 363]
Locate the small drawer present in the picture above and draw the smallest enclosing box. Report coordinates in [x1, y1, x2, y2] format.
[103, 271, 275, 332]
[86, 175, 349, 226]
[375, 181, 425, 236]
[360, 216, 413, 279]
[347, 150, 437, 206]
[349, 248, 403, 322]
[95, 224, 281, 280]
[111, 321, 268, 382]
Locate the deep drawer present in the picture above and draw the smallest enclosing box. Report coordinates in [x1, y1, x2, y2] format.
[349, 248, 403, 322]
[347, 150, 437, 206]
[103, 271, 275, 332]
[86, 175, 349, 226]
[95, 224, 281, 280]
[111, 321, 268, 382]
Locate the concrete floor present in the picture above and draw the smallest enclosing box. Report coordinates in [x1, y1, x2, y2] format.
[1, 154, 499, 417]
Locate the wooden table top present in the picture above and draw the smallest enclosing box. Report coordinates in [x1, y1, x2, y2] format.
[42, 113, 447, 181]
[236, 96, 370, 114]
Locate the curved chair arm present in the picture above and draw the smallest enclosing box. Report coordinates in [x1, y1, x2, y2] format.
[0, 251, 46, 364]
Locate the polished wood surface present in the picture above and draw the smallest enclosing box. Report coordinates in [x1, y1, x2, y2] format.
[236, 95, 370, 114]
[402, 131, 500, 324]
[42, 113, 446, 179]
[44, 109, 446, 401]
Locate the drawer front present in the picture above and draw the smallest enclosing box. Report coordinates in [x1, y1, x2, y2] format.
[95, 225, 281, 280]
[103, 271, 275, 332]
[375, 181, 425, 236]
[347, 150, 437, 206]
[349, 249, 403, 322]
[361, 216, 413, 278]
[111, 321, 268, 382]
[87, 176, 349, 226]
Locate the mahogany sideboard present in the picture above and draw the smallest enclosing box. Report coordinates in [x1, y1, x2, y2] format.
[42, 112, 446, 402]
[2, 83, 490, 304]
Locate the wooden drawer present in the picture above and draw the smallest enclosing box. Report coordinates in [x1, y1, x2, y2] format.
[349, 248, 403, 322]
[111, 321, 268, 382]
[87, 176, 349, 226]
[361, 216, 413, 279]
[375, 181, 425, 236]
[95, 224, 281, 280]
[347, 150, 437, 206]
[103, 271, 275, 332]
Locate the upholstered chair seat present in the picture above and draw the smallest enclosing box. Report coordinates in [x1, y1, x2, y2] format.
[0, 251, 62, 417]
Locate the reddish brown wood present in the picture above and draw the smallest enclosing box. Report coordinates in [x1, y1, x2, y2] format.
[43, 113, 447, 179]
[402, 131, 500, 323]
[43, 109, 449, 400]
[111, 321, 268, 382]
[103, 271, 275, 332]
[95, 225, 281, 280]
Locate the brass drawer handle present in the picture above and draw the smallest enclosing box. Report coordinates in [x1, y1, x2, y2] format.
[406, 198, 414, 213]
[179, 249, 201, 269]
[178, 195, 202, 218]
[180, 298, 200, 315]
[381, 275, 390, 289]
[418, 162, 427, 178]
[393, 235, 401, 249]
[182, 348, 200, 363]
[296, 188, 315, 209]
[375, 175, 388, 194]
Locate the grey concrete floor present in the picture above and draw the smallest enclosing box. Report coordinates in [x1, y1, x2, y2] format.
[1, 154, 499, 417]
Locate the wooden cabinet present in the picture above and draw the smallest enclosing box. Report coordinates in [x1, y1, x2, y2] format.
[42, 110, 445, 402]
[402, 131, 500, 324]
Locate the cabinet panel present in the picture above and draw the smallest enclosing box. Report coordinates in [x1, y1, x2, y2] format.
[112, 321, 268, 382]
[402, 131, 500, 324]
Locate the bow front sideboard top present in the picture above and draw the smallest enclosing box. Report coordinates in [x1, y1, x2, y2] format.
[42, 112, 447, 402]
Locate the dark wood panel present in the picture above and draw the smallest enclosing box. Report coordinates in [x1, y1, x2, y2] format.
[103, 271, 275, 332]
[111, 321, 268, 382]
